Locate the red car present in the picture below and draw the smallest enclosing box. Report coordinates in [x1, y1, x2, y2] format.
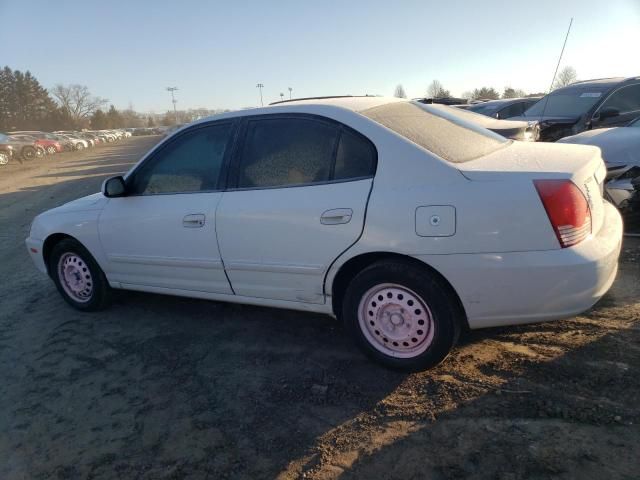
[10, 134, 63, 154]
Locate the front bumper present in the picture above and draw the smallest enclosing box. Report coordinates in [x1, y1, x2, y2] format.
[25, 237, 47, 274]
[414, 202, 623, 329]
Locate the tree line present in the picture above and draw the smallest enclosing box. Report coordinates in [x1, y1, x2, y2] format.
[0, 66, 216, 132]
[394, 66, 577, 101]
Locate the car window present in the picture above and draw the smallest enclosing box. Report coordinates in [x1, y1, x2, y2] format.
[629, 116, 640, 127]
[497, 102, 525, 119]
[334, 129, 377, 180]
[129, 123, 232, 195]
[601, 84, 640, 114]
[237, 117, 339, 188]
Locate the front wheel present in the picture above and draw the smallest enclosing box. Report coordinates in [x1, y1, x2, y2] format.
[49, 238, 111, 311]
[342, 260, 462, 371]
[47, 146, 57, 154]
[0, 151, 9, 165]
[75, 143, 84, 151]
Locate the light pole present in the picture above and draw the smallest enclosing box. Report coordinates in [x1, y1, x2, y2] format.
[288, 87, 292, 99]
[166, 87, 178, 125]
[256, 83, 264, 107]
[280, 92, 284, 102]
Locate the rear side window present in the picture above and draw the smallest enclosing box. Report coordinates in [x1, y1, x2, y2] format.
[236, 116, 376, 188]
[362, 102, 508, 163]
[334, 130, 376, 180]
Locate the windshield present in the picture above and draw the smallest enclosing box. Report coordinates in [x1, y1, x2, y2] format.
[361, 101, 508, 163]
[524, 88, 608, 117]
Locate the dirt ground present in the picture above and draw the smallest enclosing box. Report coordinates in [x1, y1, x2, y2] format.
[0, 136, 638, 480]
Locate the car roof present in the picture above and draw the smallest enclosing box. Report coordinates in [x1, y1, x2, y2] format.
[556, 76, 639, 92]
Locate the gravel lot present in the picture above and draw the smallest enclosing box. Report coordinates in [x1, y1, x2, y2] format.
[0, 136, 638, 479]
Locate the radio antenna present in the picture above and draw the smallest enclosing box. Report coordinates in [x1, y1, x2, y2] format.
[540, 17, 573, 118]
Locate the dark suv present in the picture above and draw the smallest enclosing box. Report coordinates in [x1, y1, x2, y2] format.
[509, 77, 640, 141]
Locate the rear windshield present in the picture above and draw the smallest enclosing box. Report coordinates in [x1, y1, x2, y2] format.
[361, 101, 508, 163]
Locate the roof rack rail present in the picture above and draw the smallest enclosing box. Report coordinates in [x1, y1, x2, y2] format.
[269, 94, 379, 106]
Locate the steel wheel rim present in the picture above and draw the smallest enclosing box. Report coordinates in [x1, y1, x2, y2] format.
[57, 253, 93, 303]
[47, 146, 56, 154]
[358, 283, 435, 358]
[0, 153, 8, 165]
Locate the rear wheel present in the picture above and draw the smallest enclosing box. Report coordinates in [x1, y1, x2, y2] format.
[46, 146, 57, 154]
[75, 143, 84, 151]
[21, 146, 36, 160]
[49, 238, 111, 311]
[342, 260, 461, 371]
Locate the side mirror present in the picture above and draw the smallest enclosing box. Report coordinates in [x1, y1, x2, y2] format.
[597, 107, 620, 121]
[102, 175, 127, 198]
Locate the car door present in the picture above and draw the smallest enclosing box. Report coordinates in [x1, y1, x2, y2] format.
[216, 114, 377, 303]
[98, 121, 236, 294]
[592, 83, 640, 128]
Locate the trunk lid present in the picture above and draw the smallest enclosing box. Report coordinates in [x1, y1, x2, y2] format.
[459, 141, 607, 235]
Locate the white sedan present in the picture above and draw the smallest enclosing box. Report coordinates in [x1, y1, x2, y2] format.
[26, 97, 623, 370]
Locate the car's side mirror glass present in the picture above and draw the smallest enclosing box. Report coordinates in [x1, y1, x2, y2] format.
[597, 107, 620, 121]
[102, 176, 127, 198]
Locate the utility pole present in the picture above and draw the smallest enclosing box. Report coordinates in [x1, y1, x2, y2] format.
[166, 87, 179, 125]
[256, 83, 264, 106]
[288, 87, 292, 99]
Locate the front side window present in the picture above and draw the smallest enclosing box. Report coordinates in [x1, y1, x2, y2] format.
[129, 123, 232, 195]
[601, 84, 640, 114]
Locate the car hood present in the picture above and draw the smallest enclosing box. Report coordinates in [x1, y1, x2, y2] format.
[44, 192, 107, 215]
[557, 127, 640, 167]
[509, 114, 580, 125]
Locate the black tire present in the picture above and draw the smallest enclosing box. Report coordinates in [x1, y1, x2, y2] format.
[49, 238, 112, 311]
[342, 260, 462, 371]
[22, 146, 36, 160]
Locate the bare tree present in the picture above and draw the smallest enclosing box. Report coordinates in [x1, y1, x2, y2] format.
[553, 66, 577, 90]
[502, 87, 527, 99]
[51, 84, 107, 125]
[394, 84, 407, 98]
[426, 80, 450, 99]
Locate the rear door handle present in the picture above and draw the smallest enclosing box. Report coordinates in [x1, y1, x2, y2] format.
[320, 208, 353, 225]
[183, 214, 205, 228]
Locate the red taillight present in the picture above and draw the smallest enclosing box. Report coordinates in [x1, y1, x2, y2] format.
[534, 179, 591, 248]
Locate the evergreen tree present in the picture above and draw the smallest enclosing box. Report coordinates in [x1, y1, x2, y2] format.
[106, 105, 123, 128]
[90, 109, 108, 129]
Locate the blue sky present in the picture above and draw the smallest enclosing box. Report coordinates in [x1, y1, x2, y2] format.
[2, 0, 639, 112]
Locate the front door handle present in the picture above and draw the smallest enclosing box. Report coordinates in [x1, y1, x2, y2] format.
[320, 208, 353, 225]
[183, 214, 205, 228]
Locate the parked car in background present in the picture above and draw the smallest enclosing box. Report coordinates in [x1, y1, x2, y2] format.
[54, 132, 89, 150]
[420, 102, 540, 141]
[557, 116, 640, 213]
[3, 134, 42, 160]
[9, 131, 73, 152]
[467, 97, 541, 119]
[0, 134, 15, 165]
[10, 134, 63, 155]
[26, 96, 621, 371]
[510, 77, 640, 141]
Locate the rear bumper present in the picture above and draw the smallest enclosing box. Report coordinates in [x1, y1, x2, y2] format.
[414, 202, 623, 329]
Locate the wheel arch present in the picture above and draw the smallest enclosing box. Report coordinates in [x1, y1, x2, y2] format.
[329, 251, 468, 329]
[42, 233, 77, 275]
